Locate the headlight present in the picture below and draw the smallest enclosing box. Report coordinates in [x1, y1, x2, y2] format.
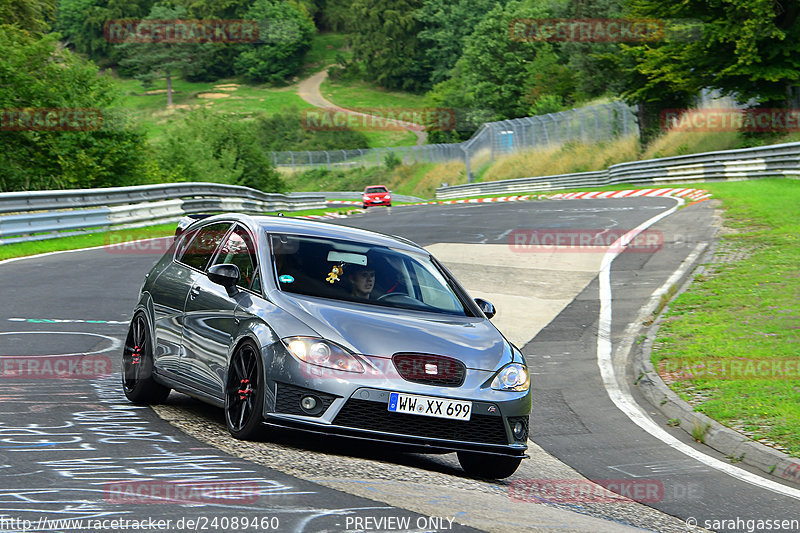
[283, 337, 364, 373]
[491, 363, 530, 392]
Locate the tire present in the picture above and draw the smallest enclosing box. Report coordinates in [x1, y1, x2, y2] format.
[457, 451, 523, 479]
[122, 314, 170, 404]
[224, 340, 265, 440]
[362, 204, 368, 209]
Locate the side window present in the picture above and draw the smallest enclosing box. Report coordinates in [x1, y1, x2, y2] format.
[211, 225, 259, 291]
[177, 222, 232, 271]
[408, 260, 463, 313]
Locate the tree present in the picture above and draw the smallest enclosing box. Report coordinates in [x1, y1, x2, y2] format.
[234, 0, 316, 84]
[115, 5, 205, 106]
[56, 0, 155, 64]
[0, 26, 147, 191]
[416, 0, 507, 87]
[620, 0, 800, 141]
[1, 0, 56, 34]
[432, 1, 572, 121]
[558, 0, 629, 102]
[348, 0, 428, 91]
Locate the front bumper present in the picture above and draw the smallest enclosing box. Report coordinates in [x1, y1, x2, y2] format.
[266, 384, 530, 457]
[364, 197, 391, 206]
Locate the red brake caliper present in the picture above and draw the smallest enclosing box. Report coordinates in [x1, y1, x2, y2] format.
[238, 379, 251, 400]
[132, 345, 141, 365]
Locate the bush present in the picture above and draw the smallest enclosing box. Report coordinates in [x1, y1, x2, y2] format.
[251, 108, 371, 151]
[155, 109, 285, 192]
[383, 151, 402, 169]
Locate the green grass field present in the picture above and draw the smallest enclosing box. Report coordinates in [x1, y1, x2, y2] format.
[114, 76, 315, 143]
[321, 78, 428, 110]
[652, 179, 800, 456]
[111, 32, 422, 148]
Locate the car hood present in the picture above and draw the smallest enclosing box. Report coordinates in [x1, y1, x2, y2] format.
[273, 293, 511, 371]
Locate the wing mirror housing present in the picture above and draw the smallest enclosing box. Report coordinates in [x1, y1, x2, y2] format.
[474, 298, 496, 319]
[208, 264, 240, 290]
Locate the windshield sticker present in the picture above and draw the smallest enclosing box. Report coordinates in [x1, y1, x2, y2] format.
[326, 263, 344, 284]
[278, 275, 294, 284]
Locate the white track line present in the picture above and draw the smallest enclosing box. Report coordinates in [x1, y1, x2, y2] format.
[596, 198, 800, 500]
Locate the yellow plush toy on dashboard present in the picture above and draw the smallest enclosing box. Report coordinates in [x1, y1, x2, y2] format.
[326, 264, 344, 284]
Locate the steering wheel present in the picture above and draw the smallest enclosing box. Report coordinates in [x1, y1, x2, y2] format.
[376, 293, 419, 304]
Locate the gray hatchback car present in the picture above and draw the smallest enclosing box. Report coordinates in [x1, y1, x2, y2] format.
[123, 214, 531, 478]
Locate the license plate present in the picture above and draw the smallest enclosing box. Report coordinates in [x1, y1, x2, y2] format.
[388, 392, 472, 421]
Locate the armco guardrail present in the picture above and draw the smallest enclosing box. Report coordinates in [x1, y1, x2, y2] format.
[435, 141, 800, 198]
[322, 191, 427, 203]
[0, 183, 325, 244]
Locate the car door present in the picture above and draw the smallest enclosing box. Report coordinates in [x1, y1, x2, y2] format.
[182, 224, 261, 398]
[151, 221, 232, 378]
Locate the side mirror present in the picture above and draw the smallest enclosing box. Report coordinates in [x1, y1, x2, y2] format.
[208, 263, 240, 289]
[474, 298, 496, 319]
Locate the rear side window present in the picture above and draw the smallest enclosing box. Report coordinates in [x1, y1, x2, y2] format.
[177, 222, 232, 271]
[210, 225, 260, 292]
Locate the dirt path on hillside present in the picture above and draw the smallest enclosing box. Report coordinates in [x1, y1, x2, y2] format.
[296, 69, 427, 146]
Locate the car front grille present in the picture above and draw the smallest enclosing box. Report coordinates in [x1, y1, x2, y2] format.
[392, 353, 466, 387]
[275, 383, 337, 417]
[333, 398, 508, 445]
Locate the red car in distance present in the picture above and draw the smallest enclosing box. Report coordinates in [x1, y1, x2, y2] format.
[362, 185, 392, 209]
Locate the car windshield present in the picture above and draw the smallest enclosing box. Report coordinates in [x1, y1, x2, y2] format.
[269, 233, 471, 316]
[365, 187, 388, 194]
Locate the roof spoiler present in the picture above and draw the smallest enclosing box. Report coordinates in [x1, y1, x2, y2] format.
[175, 214, 213, 237]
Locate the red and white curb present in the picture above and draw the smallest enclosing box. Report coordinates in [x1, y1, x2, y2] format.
[407, 195, 548, 206]
[325, 200, 362, 205]
[551, 188, 711, 202]
[297, 210, 364, 221]
[306, 188, 711, 221]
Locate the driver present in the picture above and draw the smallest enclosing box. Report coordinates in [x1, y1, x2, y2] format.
[348, 264, 376, 299]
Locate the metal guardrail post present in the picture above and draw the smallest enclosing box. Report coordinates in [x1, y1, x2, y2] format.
[463, 144, 472, 183]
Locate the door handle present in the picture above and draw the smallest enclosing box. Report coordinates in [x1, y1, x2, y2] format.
[189, 286, 200, 300]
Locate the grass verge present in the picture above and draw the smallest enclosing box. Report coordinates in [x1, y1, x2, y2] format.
[651, 179, 800, 457]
